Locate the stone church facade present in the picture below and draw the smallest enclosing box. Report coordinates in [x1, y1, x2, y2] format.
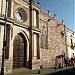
[0, 0, 70, 74]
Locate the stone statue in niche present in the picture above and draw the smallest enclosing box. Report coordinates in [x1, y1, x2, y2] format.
[15, 8, 28, 23]
[15, 11, 22, 21]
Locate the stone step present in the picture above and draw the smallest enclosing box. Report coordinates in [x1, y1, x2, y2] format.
[5, 68, 39, 75]
[4, 66, 75, 75]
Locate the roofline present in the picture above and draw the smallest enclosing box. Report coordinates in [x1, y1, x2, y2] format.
[66, 27, 75, 33]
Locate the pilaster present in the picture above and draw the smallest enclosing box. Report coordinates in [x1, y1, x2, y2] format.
[11, 0, 14, 18]
[2, 0, 6, 15]
[0, 0, 2, 14]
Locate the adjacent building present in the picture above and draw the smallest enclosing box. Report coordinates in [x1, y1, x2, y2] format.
[66, 28, 75, 59]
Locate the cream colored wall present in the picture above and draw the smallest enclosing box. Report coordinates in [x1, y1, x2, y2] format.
[66, 28, 75, 58]
[68, 47, 75, 58]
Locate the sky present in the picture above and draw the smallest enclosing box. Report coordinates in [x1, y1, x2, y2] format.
[34, 0, 75, 32]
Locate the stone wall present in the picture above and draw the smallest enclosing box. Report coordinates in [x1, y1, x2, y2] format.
[40, 10, 66, 68]
[48, 23, 66, 60]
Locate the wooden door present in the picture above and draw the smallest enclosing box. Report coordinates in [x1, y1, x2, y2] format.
[13, 34, 26, 69]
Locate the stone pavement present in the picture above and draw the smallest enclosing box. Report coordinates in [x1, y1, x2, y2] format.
[3, 66, 75, 75]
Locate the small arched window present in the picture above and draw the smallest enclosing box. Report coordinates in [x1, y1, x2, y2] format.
[40, 31, 48, 49]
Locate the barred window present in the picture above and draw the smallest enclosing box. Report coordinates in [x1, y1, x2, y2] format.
[40, 34, 44, 48]
[71, 39, 74, 49]
[40, 31, 48, 49]
[44, 32, 48, 49]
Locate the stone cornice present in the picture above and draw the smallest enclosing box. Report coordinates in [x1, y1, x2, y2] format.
[32, 27, 41, 33]
[0, 14, 14, 24]
[32, 3, 40, 10]
[66, 27, 75, 33]
[14, 21, 29, 29]
[0, 14, 30, 30]
[14, 0, 29, 9]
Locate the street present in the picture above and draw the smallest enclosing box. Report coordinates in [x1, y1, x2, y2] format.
[0, 66, 75, 75]
[46, 67, 75, 75]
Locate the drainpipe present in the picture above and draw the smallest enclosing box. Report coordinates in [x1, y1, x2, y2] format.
[1, 0, 8, 75]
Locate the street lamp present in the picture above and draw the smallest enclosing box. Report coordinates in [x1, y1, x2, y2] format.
[1, 0, 8, 75]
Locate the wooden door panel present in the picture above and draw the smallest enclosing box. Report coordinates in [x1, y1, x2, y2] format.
[13, 34, 25, 69]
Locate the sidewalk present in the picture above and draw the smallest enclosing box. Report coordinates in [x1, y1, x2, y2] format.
[4, 66, 75, 75]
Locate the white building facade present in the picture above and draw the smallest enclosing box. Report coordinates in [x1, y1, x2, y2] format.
[66, 28, 75, 58]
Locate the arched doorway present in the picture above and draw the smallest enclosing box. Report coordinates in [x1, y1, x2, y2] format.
[13, 33, 27, 69]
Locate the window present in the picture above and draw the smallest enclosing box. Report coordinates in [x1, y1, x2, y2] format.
[40, 34, 44, 48]
[40, 31, 48, 49]
[71, 39, 74, 49]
